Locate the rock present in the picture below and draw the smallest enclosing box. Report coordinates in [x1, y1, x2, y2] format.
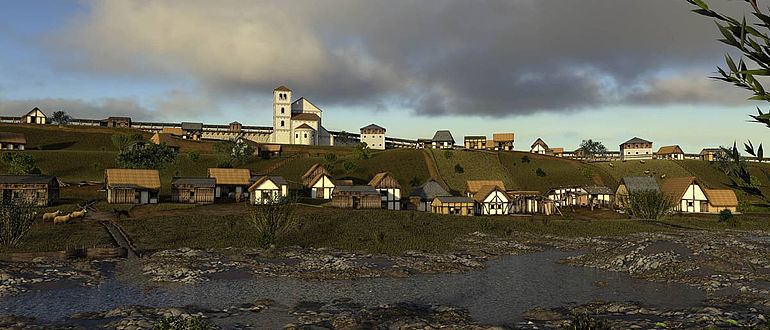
[523, 307, 565, 321]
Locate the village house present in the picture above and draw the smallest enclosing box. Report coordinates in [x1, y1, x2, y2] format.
[0, 132, 26, 150]
[271, 86, 334, 146]
[416, 138, 432, 149]
[248, 176, 288, 204]
[180, 122, 203, 140]
[369, 172, 401, 210]
[302, 163, 329, 187]
[620, 137, 653, 161]
[431, 130, 455, 149]
[406, 179, 451, 211]
[490, 133, 515, 151]
[0, 175, 59, 206]
[170, 177, 216, 204]
[508, 191, 556, 215]
[582, 186, 615, 208]
[331, 185, 381, 209]
[259, 144, 282, 158]
[207, 168, 252, 200]
[100, 117, 132, 128]
[464, 136, 487, 150]
[161, 127, 185, 136]
[546, 186, 585, 207]
[105, 169, 160, 204]
[21, 107, 46, 124]
[699, 148, 724, 161]
[530, 138, 549, 154]
[360, 124, 386, 150]
[656, 145, 685, 160]
[465, 180, 509, 215]
[546, 147, 564, 157]
[308, 173, 335, 199]
[431, 196, 474, 216]
[615, 176, 661, 207]
[662, 177, 738, 213]
[150, 133, 181, 153]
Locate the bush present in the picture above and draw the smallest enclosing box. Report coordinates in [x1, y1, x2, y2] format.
[0, 197, 40, 248]
[323, 162, 334, 172]
[409, 176, 420, 187]
[217, 159, 233, 168]
[343, 160, 357, 172]
[521, 156, 530, 163]
[570, 312, 613, 330]
[152, 315, 211, 330]
[718, 209, 735, 224]
[117, 143, 176, 170]
[353, 142, 371, 160]
[248, 198, 297, 248]
[581, 168, 594, 179]
[620, 191, 674, 220]
[443, 150, 454, 159]
[187, 152, 200, 162]
[454, 163, 464, 173]
[0, 152, 41, 175]
[535, 168, 546, 177]
[324, 152, 337, 163]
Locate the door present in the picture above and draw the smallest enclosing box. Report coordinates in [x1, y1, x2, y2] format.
[353, 196, 360, 209]
[140, 191, 149, 204]
[215, 186, 221, 198]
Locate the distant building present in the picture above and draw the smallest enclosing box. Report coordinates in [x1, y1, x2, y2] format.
[491, 133, 514, 151]
[0, 175, 59, 206]
[416, 138, 432, 149]
[360, 124, 386, 150]
[530, 138, 549, 154]
[615, 176, 661, 208]
[620, 137, 653, 160]
[464, 136, 487, 150]
[508, 191, 553, 215]
[181, 122, 203, 140]
[150, 133, 180, 153]
[368, 172, 401, 210]
[546, 147, 564, 157]
[308, 173, 336, 199]
[464, 180, 509, 215]
[271, 85, 334, 146]
[656, 145, 684, 160]
[229, 121, 243, 132]
[431, 196, 474, 216]
[0, 132, 26, 150]
[101, 117, 132, 128]
[248, 176, 288, 204]
[431, 130, 455, 149]
[699, 148, 724, 162]
[105, 169, 160, 204]
[171, 177, 216, 204]
[21, 107, 46, 125]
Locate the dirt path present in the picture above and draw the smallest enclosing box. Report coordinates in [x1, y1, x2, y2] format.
[258, 153, 309, 175]
[421, 149, 450, 190]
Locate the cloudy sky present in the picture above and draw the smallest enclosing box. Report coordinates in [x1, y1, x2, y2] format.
[0, 0, 767, 152]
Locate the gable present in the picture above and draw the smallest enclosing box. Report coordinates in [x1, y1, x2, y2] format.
[311, 173, 335, 188]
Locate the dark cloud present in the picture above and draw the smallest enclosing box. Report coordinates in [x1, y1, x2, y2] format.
[0, 97, 153, 120]
[45, 0, 752, 117]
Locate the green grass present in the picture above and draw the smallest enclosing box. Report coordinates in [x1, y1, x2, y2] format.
[659, 213, 770, 231]
[591, 159, 692, 186]
[0, 221, 114, 253]
[0, 123, 151, 151]
[499, 152, 596, 193]
[430, 149, 514, 194]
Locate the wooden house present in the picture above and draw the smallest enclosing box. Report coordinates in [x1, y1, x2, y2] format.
[331, 185, 382, 209]
[546, 147, 564, 157]
[100, 117, 132, 128]
[181, 122, 203, 140]
[465, 180, 506, 197]
[0, 132, 26, 150]
[150, 133, 181, 153]
[699, 148, 723, 161]
[615, 176, 661, 207]
[360, 124, 386, 150]
[207, 168, 252, 200]
[369, 172, 401, 210]
[662, 177, 738, 213]
[530, 138, 549, 154]
[491, 133, 514, 151]
[21, 107, 46, 124]
[0, 175, 59, 206]
[308, 173, 335, 199]
[656, 145, 684, 160]
[464, 136, 487, 150]
[431, 196, 474, 216]
[508, 191, 554, 215]
[620, 137, 653, 160]
[259, 144, 282, 157]
[171, 177, 215, 204]
[302, 163, 329, 187]
[431, 130, 455, 149]
[471, 184, 511, 215]
[248, 176, 288, 204]
[406, 179, 451, 211]
[582, 186, 615, 208]
[105, 169, 160, 204]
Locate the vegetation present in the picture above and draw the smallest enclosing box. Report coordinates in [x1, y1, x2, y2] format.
[0, 198, 39, 248]
[214, 139, 254, 166]
[620, 191, 675, 220]
[570, 312, 613, 330]
[343, 159, 357, 172]
[535, 168, 546, 177]
[577, 139, 608, 159]
[443, 150, 453, 159]
[498, 152, 594, 193]
[432, 149, 514, 192]
[353, 142, 371, 160]
[187, 152, 200, 162]
[111, 133, 144, 152]
[248, 198, 298, 248]
[117, 143, 177, 170]
[454, 163, 464, 174]
[718, 209, 735, 224]
[0, 152, 41, 175]
[51, 111, 72, 126]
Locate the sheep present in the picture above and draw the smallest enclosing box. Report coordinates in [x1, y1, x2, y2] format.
[42, 210, 61, 222]
[53, 214, 71, 224]
[70, 209, 87, 219]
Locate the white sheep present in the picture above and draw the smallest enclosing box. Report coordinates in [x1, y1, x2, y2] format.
[42, 210, 61, 222]
[53, 214, 71, 224]
[70, 209, 87, 219]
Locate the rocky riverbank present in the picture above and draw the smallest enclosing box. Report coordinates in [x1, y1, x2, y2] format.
[0, 258, 110, 297]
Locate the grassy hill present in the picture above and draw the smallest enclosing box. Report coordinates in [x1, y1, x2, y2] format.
[429, 149, 515, 194]
[499, 152, 599, 193]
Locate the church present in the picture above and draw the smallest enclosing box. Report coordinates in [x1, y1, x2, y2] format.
[271, 86, 334, 146]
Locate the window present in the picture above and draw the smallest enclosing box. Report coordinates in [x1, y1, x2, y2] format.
[281, 107, 284, 114]
[687, 201, 694, 207]
[304, 133, 307, 138]
[295, 134, 299, 138]
[281, 120, 285, 127]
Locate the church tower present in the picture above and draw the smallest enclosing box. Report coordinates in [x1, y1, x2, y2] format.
[272, 86, 292, 143]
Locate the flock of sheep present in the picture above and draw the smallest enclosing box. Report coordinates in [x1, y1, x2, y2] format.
[42, 209, 87, 224]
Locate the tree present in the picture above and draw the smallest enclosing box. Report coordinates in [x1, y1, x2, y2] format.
[0, 197, 39, 248]
[214, 139, 255, 166]
[51, 111, 72, 126]
[187, 152, 200, 162]
[248, 197, 297, 248]
[578, 139, 607, 159]
[454, 163, 464, 173]
[336, 131, 351, 146]
[353, 142, 371, 160]
[0, 152, 41, 175]
[536, 168, 546, 177]
[117, 143, 176, 170]
[111, 133, 142, 152]
[688, 0, 770, 205]
[521, 155, 530, 164]
[443, 150, 454, 159]
[343, 159, 357, 172]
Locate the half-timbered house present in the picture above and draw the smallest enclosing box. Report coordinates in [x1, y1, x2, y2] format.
[491, 133, 514, 151]
[464, 136, 487, 150]
[431, 130, 455, 149]
[308, 173, 335, 199]
[369, 172, 401, 210]
[471, 184, 511, 215]
[302, 163, 329, 187]
[431, 196, 474, 216]
[248, 176, 288, 204]
[530, 138, 549, 154]
[662, 177, 738, 213]
[21, 107, 46, 124]
[656, 145, 684, 160]
[620, 137, 653, 160]
[207, 168, 251, 200]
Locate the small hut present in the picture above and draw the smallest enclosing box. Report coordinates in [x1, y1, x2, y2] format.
[308, 173, 335, 199]
[105, 169, 160, 204]
[207, 168, 252, 200]
[331, 185, 381, 209]
[0, 132, 26, 150]
[171, 177, 215, 204]
[248, 176, 288, 204]
[0, 175, 59, 206]
[431, 196, 474, 216]
[100, 116, 132, 128]
[368, 172, 401, 210]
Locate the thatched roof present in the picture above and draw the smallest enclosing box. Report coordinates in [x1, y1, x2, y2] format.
[0, 132, 26, 144]
[105, 169, 161, 190]
[531, 138, 548, 149]
[472, 185, 509, 202]
[493, 133, 514, 142]
[433, 196, 474, 204]
[207, 168, 251, 185]
[657, 145, 683, 155]
[703, 189, 738, 207]
[0, 175, 56, 185]
[333, 185, 379, 195]
[151, 133, 180, 147]
[248, 176, 288, 191]
[302, 163, 327, 180]
[661, 177, 699, 201]
[465, 180, 505, 195]
[368, 172, 400, 188]
[307, 173, 333, 187]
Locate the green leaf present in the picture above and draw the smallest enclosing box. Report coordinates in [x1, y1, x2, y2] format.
[758, 144, 763, 161]
[690, 0, 709, 10]
[739, 69, 770, 75]
[726, 54, 738, 72]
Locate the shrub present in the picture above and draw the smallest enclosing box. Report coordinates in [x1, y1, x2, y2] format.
[323, 162, 334, 172]
[117, 143, 176, 170]
[343, 159, 357, 172]
[152, 315, 211, 330]
[443, 150, 454, 159]
[581, 168, 594, 179]
[0, 152, 41, 175]
[476, 217, 492, 232]
[738, 200, 753, 213]
[620, 191, 674, 220]
[454, 164, 464, 173]
[0, 197, 39, 248]
[521, 155, 530, 163]
[353, 142, 371, 160]
[718, 209, 735, 224]
[324, 152, 337, 163]
[187, 152, 200, 162]
[248, 198, 297, 248]
[535, 168, 546, 177]
[217, 160, 233, 168]
[570, 312, 613, 330]
[409, 176, 420, 187]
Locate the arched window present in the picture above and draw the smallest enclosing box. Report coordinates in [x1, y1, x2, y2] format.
[295, 134, 299, 138]
[304, 133, 307, 138]
[280, 120, 284, 127]
[281, 107, 284, 114]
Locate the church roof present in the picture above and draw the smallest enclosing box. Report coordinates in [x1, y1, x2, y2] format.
[291, 97, 322, 112]
[274, 85, 292, 92]
[291, 113, 320, 121]
[295, 123, 315, 130]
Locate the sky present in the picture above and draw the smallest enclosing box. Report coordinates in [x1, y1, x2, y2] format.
[0, 0, 768, 152]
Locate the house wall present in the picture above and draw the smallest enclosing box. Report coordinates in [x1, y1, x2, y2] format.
[172, 187, 215, 204]
[0, 143, 25, 150]
[676, 183, 708, 213]
[250, 180, 287, 204]
[477, 191, 510, 215]
[431, 202, 474, 216]
[311, 175, 335, 199]
[531, 144, 547, 154]
[0, 184, 58, 206]
[361, 132, 385, 150]
[331, 194, 381, 209]
[621, 143, 653, 160]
